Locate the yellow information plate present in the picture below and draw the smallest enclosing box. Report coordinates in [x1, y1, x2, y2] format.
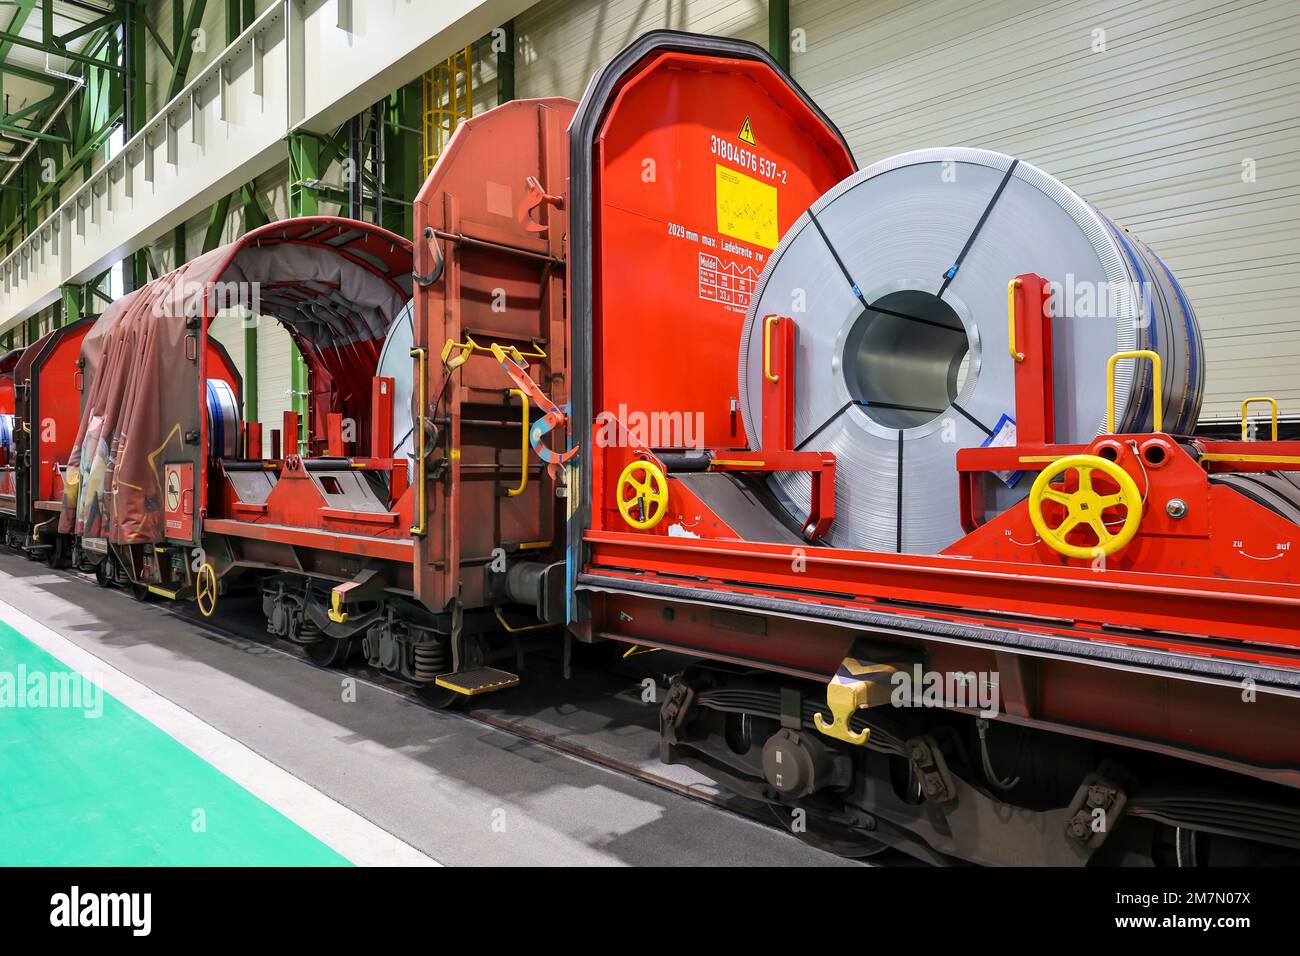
[716, 165, 778, 250]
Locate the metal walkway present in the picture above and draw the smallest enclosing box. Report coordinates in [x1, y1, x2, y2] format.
[0, 0, 532, 332]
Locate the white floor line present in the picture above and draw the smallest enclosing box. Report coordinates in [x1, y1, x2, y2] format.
[0, 596, 441, 867]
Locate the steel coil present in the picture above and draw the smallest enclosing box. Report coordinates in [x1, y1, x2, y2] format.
[739, 148, 1203, 553]
[205, 379, 242, 460]
[376, 300, 414, 476]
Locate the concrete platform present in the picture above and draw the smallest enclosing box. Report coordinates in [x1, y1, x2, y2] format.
[0, 553, 851, 867]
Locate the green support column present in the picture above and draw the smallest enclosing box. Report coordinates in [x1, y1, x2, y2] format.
[131, 251, 150, 289]
[203, 194, 231, 252]
[243, 321, 258, 425]
[126, 0, 146, 133]
[125, 0, 147, 295]
[240, 183, 270, 228]
[289, 345, 307, 454]
[168, 0, 210, 100]
[126, 0, 149, 292]
[288, 132, 319, 223]
[382, 80, 421, 237]
[169, 0, 189, 274]
[769, 0, 790, 72]
[222, 0, 264, 432]
[60, 284, 82, 323]
[287, 131, 320, 454]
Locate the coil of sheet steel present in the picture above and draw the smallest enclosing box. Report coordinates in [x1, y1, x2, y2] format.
[376, 300, 415, 477]
[738, 148, 1205, 554]
[205, 379, 242, 460]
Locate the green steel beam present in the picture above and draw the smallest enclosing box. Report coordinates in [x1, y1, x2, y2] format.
[0, 0, 38, 66]
[141, 12, 173, 65]
[107, 21, 121, 125]
[0, 28, 124, 73]
[158, 0, 208, 275]
[201, 0, 247, 257]
[3, 91, 61, 124]
[382, 81, 421, 237]
[234, 0, 261, 433]
[244, 320, 257, 423]
[0, 103, 122, 246]
[240, 183, 269, 228]
[225, 0, 241, 42]
[288, 131, 321, 217]
[58, 11, 121, 47]
[130, 249, 149, 290]
[125, 0, 148, 293]
[202, 193, 231, 252]
[168, 0, 210, 100]
[290, 343, 307, 453]
[287, 130, 319, 452]
[0, 59, 71, 85]
[0, 121, 67, 143]
[60, 283, 82, 322]
[127, 2, 147, 133]
[769, 0, 790, 72]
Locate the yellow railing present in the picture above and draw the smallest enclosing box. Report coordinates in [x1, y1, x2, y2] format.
[423, 47, 474, 177]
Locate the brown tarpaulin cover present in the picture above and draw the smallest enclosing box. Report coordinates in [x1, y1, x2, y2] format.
[59, 218, 412, 544]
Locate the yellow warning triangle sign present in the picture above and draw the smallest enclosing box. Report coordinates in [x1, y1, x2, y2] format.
[738, 116, 756, 146]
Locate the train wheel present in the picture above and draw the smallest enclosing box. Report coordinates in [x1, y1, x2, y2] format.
[45, 536, 66, 569]
[295, 612, 352, 666]
[766, 804, 891, 859]
[303, 636, 352, 667]
[94, 562, 112, 587]
[416, 681, 462, 710]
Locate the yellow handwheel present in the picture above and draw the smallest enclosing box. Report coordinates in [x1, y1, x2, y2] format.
[1029, 454, 1142, 560]
[616, 459, 668, 530]
[195, 562, 218, 618]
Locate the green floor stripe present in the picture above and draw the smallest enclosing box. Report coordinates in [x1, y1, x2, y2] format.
[0, 621, 350, 866]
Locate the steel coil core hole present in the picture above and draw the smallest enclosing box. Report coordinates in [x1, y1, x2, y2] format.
[842, 289, 971, 429]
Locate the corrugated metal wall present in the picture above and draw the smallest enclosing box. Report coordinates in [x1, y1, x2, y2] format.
[514, 0, 1299, 422]
[514, 0, 765, 100]
[143, 0, 278, 118]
